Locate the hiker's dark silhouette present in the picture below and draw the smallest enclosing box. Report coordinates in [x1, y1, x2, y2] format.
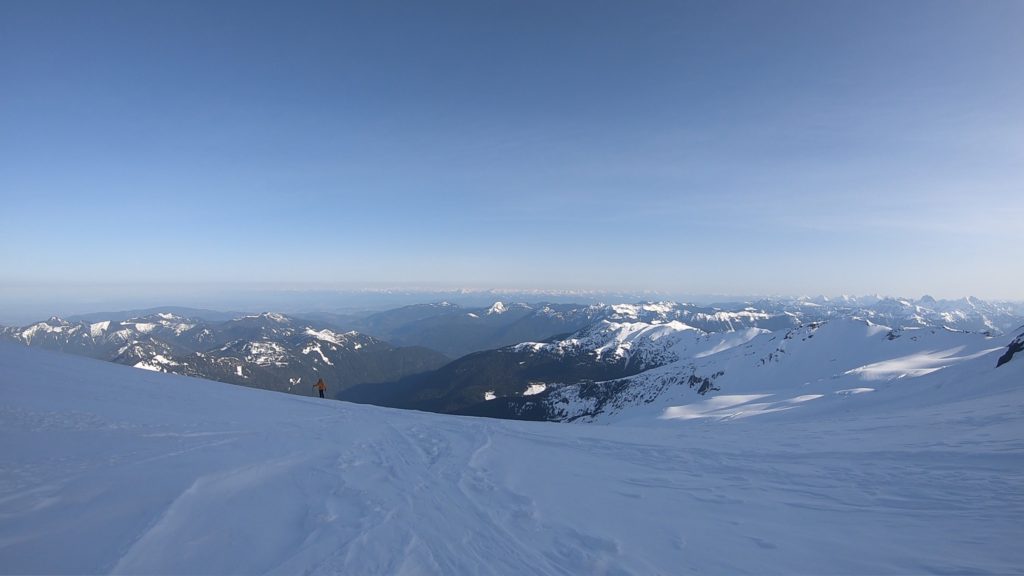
[314, 378, 326, 398]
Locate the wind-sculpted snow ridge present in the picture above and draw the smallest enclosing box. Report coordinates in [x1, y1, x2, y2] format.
[1, 341, 1022, 574]
[538, 319, 1013, 424]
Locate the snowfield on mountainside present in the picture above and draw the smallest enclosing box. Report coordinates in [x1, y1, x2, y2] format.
[535, 319, 1013, 423]
[1, 338, 1022, 574]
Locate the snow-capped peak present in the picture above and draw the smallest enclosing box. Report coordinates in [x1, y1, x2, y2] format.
[89, 321, 111, 337]
[304, 327, 349, 345]
[234, 312, 289, 323]
[487, 301, 508, 315]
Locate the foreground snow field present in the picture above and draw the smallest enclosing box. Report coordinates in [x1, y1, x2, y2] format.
[1, 341, 1022, 574]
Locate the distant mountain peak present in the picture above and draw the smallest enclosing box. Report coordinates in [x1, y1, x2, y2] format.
[304, 327, 359, 346]
[231, 312, 290, 323]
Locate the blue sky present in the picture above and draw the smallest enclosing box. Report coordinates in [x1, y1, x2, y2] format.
[1, 0, 1022, 301]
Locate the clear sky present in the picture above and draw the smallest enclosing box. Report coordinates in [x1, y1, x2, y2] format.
[2, 0, 1022, 301]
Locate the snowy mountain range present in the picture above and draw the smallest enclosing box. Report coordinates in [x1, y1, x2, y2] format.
[313, 295, 1021, 359]
[0, 312, 447, 394]
[531, 319, 1018, 423]
[341, 297, 1023, 419]
[2, 296, 1020, 418]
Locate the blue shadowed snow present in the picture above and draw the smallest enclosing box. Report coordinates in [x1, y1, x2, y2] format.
[0, 341, 1022, 574]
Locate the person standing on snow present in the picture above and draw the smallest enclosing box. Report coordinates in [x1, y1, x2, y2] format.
[314, 378, 327, 398]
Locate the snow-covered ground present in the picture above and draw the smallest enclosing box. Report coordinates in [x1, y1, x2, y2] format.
[1, 341, 1022, 574]
[547, 319, 1015, 424]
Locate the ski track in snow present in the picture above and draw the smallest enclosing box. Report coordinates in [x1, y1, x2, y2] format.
[0, 342, 1023, 574]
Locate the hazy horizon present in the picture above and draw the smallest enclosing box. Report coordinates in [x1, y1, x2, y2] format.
[1, 281, 1020, 326]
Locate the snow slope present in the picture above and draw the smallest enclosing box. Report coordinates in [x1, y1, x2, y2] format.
[1, 342, 1022, 574]
[540, 319, 1012, 424]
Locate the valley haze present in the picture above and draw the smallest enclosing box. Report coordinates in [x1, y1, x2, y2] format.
[1, 284, 1021, 327]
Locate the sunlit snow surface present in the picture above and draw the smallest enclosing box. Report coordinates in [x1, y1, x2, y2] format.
[842, 346, 999, 380]
[661, 393, 824, 421]
[523, 383, 547, 396]
[549, 319, 1013, 425]
[1, 342, 1023, 574]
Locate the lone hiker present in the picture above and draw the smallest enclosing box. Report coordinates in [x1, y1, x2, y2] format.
[314, 378, 327, 399]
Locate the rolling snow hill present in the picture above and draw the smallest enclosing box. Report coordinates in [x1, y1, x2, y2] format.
[1, 340, 1021, 574]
